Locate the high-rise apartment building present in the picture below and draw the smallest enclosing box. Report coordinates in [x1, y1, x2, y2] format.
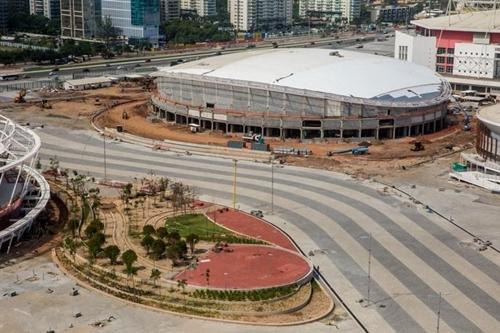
[1, 0, 29, 32]
[101, 0, 160, 44]
[30, 0, 61, 20]
[228, 0, 292, 32]
[299, 0, 360, 22]
[0, 0, 9, 32]
[160, 0, 180, 22]
[60, 0, 99, 38]
[181, 0, 216, 17]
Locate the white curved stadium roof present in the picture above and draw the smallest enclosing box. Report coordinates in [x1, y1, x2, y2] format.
[157, 48, 446, 102]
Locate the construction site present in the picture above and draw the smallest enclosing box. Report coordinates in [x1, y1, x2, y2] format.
[0, 75, 481, 180]
[1, 45, 499, 333]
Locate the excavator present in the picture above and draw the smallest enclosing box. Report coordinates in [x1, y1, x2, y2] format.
[13, 89, 26, 103]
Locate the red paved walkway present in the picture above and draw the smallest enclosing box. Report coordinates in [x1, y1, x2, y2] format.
[174, 245, 311, 289]
[206, 209, 297, 251]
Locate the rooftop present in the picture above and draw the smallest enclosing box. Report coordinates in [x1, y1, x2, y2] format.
[156, 48, 446, 101]
[411, 9, 500, 33]
[64, 76, 113, 86]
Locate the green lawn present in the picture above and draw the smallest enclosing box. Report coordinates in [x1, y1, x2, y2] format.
[165, 214, 264, 244]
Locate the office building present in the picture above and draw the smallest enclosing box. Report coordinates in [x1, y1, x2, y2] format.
[395, 10, 500, 93]
[101, 0, 160, 44]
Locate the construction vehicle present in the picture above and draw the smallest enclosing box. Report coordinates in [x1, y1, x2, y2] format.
[242, 132, 264, 144]
[40, 99, 52, 109]
[14, 89, 26, 103]
[411, 141, 425, 152]
[351, 147, 369, 155]
[449, 96, 472, 131]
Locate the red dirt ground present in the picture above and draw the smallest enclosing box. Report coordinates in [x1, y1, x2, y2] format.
[174, 245, 311, 289]
[206, 209, 297, 252]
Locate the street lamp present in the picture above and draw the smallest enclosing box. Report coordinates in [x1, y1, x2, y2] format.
[232, 159, 238, 209]
[271, 155, 275, 214]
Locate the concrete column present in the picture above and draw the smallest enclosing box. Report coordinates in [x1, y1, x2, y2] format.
[6, 235, 14, 254]
[392, 127, 396, 139]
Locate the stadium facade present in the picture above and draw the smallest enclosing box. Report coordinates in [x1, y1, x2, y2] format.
[151, 48, 451, 140]
[477, 106, 500, 164]
[0, 115, 49, 253]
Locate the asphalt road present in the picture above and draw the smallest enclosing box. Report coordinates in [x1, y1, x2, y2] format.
[35, 125, 500, 333]
[2, 34, 375, 82]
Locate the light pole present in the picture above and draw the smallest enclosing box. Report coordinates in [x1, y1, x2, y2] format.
[271, 156, 275, 214]
[366, 233, 372, 307]
[232, 159, 238, 209]
[103, 131, 107, 183]
[436, 292, 442, 333]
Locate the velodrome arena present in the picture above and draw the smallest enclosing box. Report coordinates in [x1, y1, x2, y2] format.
[151, 48, 451, 140]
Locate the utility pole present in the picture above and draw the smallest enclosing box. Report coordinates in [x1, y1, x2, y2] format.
[271, 156, 274, 214]
[103, 131, 107, 183]
[436, 292, 442, 333]
[232, 159, 238, 209]
[367, 233, 372, 306]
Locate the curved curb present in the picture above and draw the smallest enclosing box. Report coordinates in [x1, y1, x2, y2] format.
[90, 104, 271, 163]
[52, 248, 334, 327]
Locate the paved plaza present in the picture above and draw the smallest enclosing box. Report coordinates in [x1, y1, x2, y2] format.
[3, 125, 497, 332]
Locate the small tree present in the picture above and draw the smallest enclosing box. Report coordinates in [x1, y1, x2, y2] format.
[205, 269, 210, 286]
[87, 232, 105, 261]
[177, 279, 187, 293]
[141, 234, 155, 254]
[84, 220, 104, 239]
[143, 225, 156, 236]
[186, 233, 199, 255]
[64, 237, 78, 262]
[167, 230, 181, 245]
[48, 156, 59, 180]
[166, 240, 187, 265]
[103, 245, 120, 265]
[122, 249, 138, 276]
[151, 239, 166, 260]
[156, 226, 169, 239]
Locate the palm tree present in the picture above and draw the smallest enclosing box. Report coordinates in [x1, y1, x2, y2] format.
[150, 268, 161, 288]
[186, 233, 199, 255]
[141, 234, 154, 254]
[121, 249, 138, 289]
[122, 249, 138, 276]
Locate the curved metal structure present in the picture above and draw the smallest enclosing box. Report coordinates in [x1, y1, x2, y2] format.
[0, 115, 49, 253]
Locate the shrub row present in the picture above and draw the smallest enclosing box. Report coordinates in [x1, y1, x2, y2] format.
[191, 284, 297, 302]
